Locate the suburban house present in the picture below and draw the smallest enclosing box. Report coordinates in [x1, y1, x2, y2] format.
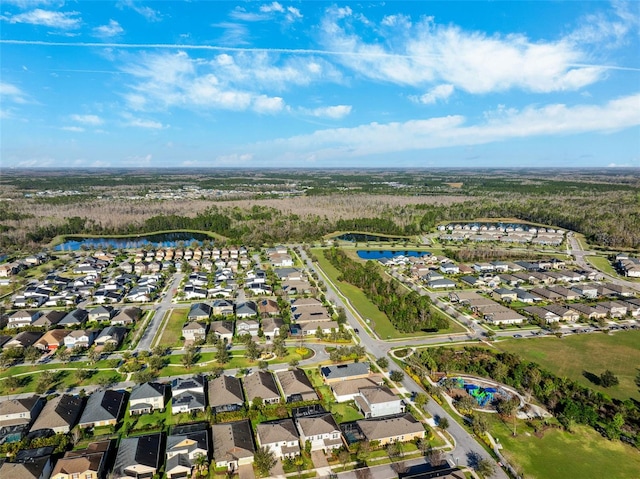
[30, 394, 84, 434]
[34, 329, 71, 352]
[257, 299, 280, 317]
[243, 371, 281, 405]
[208, 375, 245, 413]
[1, 456, 52, 479]
[330, 376, 385, 403]
[297, 320, 340, 336]
[354, 385, 404, 418]
[321, 363, 371, 384]
[63, 329, 98, 349]
[235, 301, 258, 318]
[0, 396, 44, 444]
[492, 288, 518, 302]
[440, 263, 460, 274]
[59, 308, 89, 327]
[295, 412, 344, 452]
[88, 306, 115, 322]
[211, 299, 234, 316]
[171, 376, 206, 415]
[113, 433, 163, 479]
[256, 418, 300, 459]
[50, 440, 111, 479]
[548, 285, 581, 301]
[212, 420, 255, 472]
[129, 382, 167, 415]
[274, 268, 303, 282]
[571, 284, 599, 299]
[261, 317, 284, 341]
[276, 369, 319, 403]
[182, 321, 208, 342]
[236, 319, 260, 337]
[7, 310, 41, 329]
[78, 389, 127, 429]
[427, 278, 457, 289]
[356, 413, 425, 446]
[598, 301, 629, 318]
[112, 307, 142, 326]
[524, 306, 560, 323]
[32, 310, 66, 328]
[210, 321, 234, 343]
[542, 305, 580, 322]
[166, 427, 210, 479]
[188, 303, 212, 321]
[95, 326, 127, 348]
[2, 331, 43, 350]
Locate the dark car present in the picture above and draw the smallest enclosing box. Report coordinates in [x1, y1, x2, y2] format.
[354, 328, 360, 334]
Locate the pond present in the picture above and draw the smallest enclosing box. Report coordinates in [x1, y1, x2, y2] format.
[357, 250, 431, 260]
[53, 231, 212, 251]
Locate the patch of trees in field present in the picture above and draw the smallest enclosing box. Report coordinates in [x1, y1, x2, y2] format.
[413, 346, 640, 446]
[324, 247, 449, 333]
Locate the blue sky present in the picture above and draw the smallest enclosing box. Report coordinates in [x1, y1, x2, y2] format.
[1, 0, 639, 168]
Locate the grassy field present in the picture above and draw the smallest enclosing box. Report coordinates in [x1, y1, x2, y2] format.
[496, 331, 640, 400]
[586, 255, 618, 276]
[486, 414, 640, 479]
[157, 308, 189, 348]
[312, 247, 463, 339]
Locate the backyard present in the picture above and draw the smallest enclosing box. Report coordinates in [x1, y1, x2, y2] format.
[156, 307, 189, 348]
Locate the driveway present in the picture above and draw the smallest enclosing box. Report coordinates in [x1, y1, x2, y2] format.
[238, 464, 255, 479]
[270, 459, 286, 479]
[311, 450, 332, 477]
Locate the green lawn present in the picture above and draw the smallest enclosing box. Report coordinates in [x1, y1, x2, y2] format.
[329, 401, 364, 423]
[486, 414, 640, 479]
[157, 308, 189, 348]
[312, 248, 463, 339]
[496, 331, 640, 400]
[585, 255, 618, 276]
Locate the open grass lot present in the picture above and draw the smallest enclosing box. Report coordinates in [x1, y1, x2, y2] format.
[312, 247, 463, 339]
[586, 255, 618, 276]
[486, 414, 640, 479]
[496, 331, 640, 400]
[157, 307, 189, 348]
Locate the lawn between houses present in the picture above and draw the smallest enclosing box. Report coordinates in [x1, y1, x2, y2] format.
[496, 331, 640, 401]
[311, 247, 464, 339]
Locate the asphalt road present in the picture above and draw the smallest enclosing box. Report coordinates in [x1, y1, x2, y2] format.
[136, 273, 184, 351]
[296, 248, 509, 479]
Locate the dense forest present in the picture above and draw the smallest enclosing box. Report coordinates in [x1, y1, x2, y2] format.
[323, 247, 449, 333]
[411, 347, 640, 447]
[1, 169, 639, 251]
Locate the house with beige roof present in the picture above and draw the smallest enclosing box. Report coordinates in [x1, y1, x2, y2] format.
[30, 394, 84, 434]
[212, 420, 255, 471]
[34, 329, 71, 352]
[275, 368, 318, 403]
[0, 456, 52, 479]
[295, 412, 344, 452]
[243, 371, 281, 405]
[354, 385, 404, 419]
[256, 418, 300, 459]
[0, 395, 44, 444]
[356, 413, 425, 446]
[330, 376, 385, 403]
[208, 375, 244, 413]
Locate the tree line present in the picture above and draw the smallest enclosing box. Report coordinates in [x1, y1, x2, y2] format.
[323, 248, 449, 333]
[413, 346, 640, 447]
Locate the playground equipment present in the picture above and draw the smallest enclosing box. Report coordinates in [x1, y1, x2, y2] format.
[463, 383, 496, 407]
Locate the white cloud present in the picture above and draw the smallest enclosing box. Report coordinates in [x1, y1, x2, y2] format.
[93, 19, 124, 38]
[117, 0, 161, 22]
[416, 84, 455, 104]
[120, 50, 328, 113]
[70, 114, 103, 125]
[3, 9, 81, 29]
[304, 104, 352, 119]
[253, 95, 284, 113]
[122, 115, 165, 129]
[61, 126, 85, 132]
[214, 153, 254, 165]
[127, 153, 153, 165]
[258, 94, 640, 160]
[317, 6, 627, 94]
[0, 81, 28, 103]
[260, 2, 284, 14]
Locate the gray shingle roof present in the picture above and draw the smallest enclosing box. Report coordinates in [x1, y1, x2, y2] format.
[208, 375, 244, 409]
[78, 390, 126, 426]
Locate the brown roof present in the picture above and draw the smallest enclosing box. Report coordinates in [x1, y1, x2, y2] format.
[331, 376, 384, 397]
[52, 441, 110, 476]
[276, 369, 317, 399]
[30, 394, 83, 432]
[297, 413, 340, 436]
[34, 329, 71, 348]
